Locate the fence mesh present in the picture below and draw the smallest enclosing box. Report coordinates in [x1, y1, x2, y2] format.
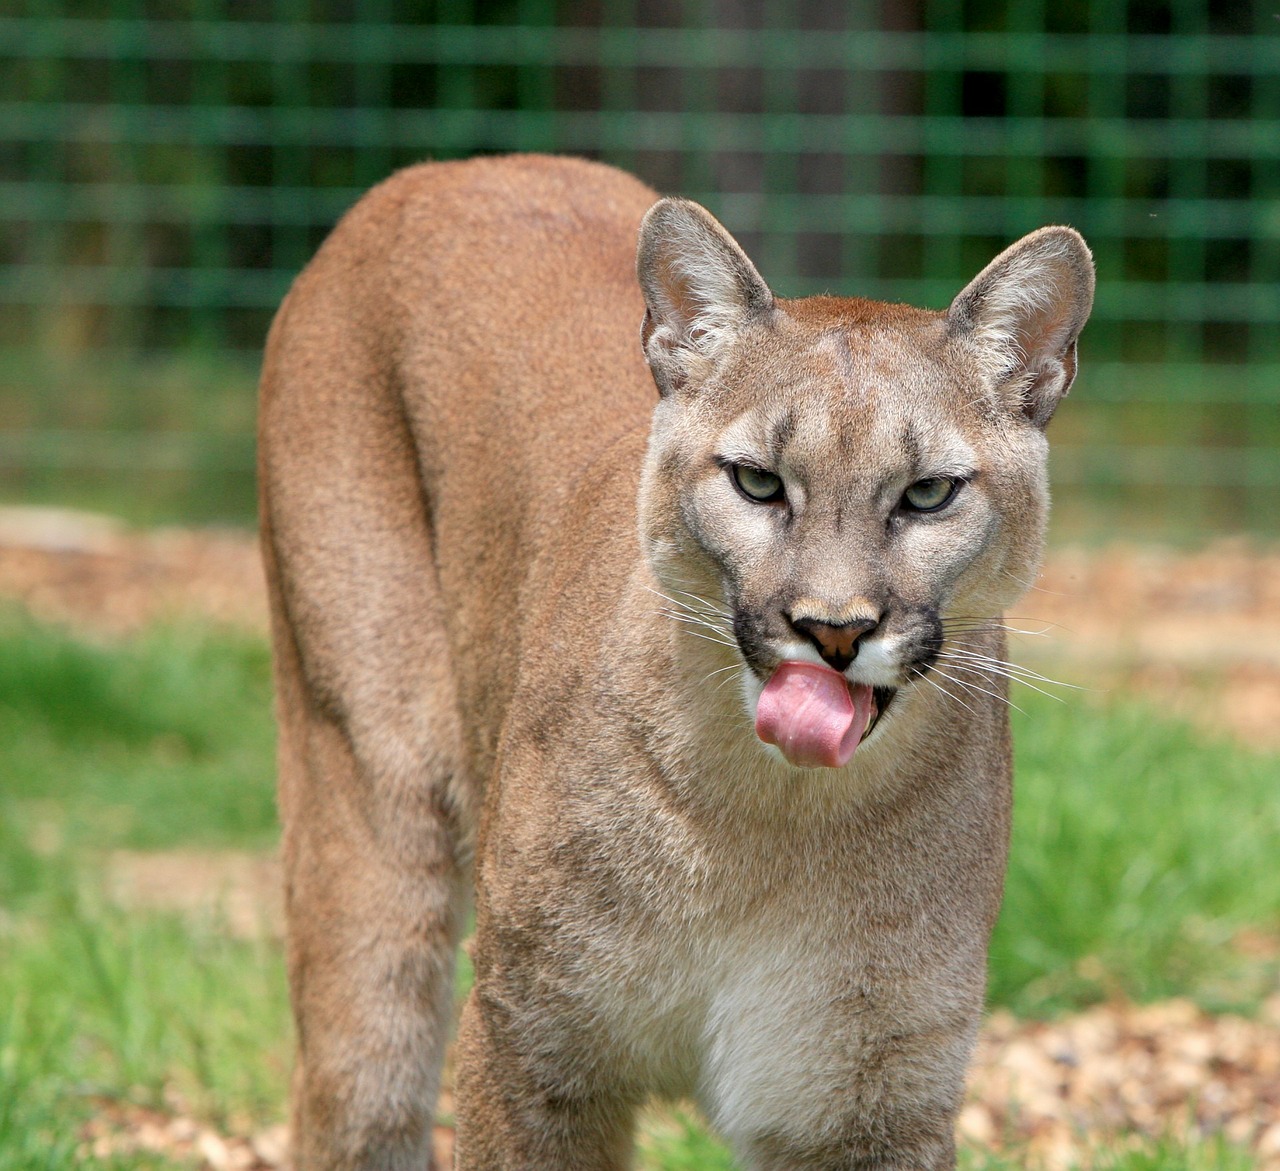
[1, 0, 1277, 532]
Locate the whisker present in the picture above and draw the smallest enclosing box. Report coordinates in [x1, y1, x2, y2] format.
[667, 625, 739, 651]
[710, 667, 748, 696]
[949, 666, 1081, 696]
[928, 663, 1027, 715]
[937, 645, 1046, 673]
[1001, 568, 1075, 598]
[944, 662, 1078, 695]
[661, 624, 738, 654]
[939, 647, 1083, 690]
[646, 586, 737, 642]
[934, 654, 1060, 707]
[660, 608, 733, 636]
[943, 667, 1070, 705]
[999, 566, 1039, 590]
[942, 618, 1056, 639]
[914, 667, 980, 717]
[655, 596, 727, 621]
[943, 632, 1055, 654]
[651, 599, 729, 629]
[944, 614, 1061, 627]
[647, 580, 733, 618]
[942, 636, 1034, 655]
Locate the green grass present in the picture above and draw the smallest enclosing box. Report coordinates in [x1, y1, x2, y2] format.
[957, 1140, 1258, 1171]
[0, 615, 287, 1167]
[637, 1110, 739, 1170]
[0, 871, 289, 1168]
[1, 612, 1275, 1168]
[1, 903, 290, 1126]
[993, 687, 1280, 1016]
[0, 610, 277, 851]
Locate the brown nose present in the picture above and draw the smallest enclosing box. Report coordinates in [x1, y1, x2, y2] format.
[789, 615, 878, 672]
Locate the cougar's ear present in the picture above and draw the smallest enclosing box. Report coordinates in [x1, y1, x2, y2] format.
[948, 226, 1095, 428]
[637, 198, 774, 396]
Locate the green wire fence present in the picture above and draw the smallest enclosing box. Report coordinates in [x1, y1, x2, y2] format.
[1, 0, 1277, 533]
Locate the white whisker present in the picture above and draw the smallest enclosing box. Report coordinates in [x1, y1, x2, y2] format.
[942, 618, 1055, 639]
[709, 667, 748, 696]
[665, 623, 738, 650]
[647, 580, 732, 618]
[660, 608, 734, 637]
[1002, 568, 1074, 597]
[647, 587, 736, 640]
[928, 663, 1026, 715]
[914, 667, 980, 717]
[939, 647, 1082, 691]
[933, 655, 1056, 708]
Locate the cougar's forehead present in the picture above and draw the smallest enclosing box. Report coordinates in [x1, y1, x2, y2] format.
[712, 323, 983, 485]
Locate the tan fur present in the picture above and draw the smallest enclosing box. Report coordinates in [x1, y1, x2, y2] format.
[259, 154, 1093, 1170]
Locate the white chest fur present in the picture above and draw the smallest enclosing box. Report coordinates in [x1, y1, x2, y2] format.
[568, 841, 976, 1161]
[577, 908, 832, 1110]
[697, 922, 855, 1145]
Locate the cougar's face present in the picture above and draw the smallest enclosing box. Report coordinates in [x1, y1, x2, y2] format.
[639, 304, 1049, 749]
[637, 200, 1089, 763]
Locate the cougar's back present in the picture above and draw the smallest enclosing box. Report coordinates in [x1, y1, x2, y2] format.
[260, 155, 658, 782]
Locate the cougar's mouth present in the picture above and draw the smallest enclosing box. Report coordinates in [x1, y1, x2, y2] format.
[753, 662, 903, 768]
[864, 685, 897, 742]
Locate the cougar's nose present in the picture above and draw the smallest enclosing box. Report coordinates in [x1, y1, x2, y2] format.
[788, 615, 878, 672]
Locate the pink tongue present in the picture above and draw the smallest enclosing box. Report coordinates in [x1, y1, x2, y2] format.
[755, 662, 874, 769]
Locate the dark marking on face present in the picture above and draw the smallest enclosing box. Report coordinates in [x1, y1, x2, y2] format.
[900, 424, 922, 474]
[732, 607, 777, 676]
[768, 411, 795, 465]
[826, 328, 859, 387]
[907, 606, 945, 676]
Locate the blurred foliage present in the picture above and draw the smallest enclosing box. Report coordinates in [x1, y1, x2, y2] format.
[1, 0, 1276, 529]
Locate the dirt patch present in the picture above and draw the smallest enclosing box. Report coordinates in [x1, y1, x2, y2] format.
[0, 506, 265, 635]
[79, 1101, 456, 1170]
[104, 850, 284, 939]
[963, 997, 1280, 1168]
[80, 1106, 288, 1171]
[1016, 541, 1280, 749]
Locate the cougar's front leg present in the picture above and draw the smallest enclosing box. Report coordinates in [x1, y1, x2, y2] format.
[741, 1127, 957, 1171]
[723, 1019, 972, 1171]
[453, 989, 636, 1171]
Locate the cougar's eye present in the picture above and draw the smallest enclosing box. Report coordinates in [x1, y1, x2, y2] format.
[902, 477, 958, 513]
[731, 464, 785, 504]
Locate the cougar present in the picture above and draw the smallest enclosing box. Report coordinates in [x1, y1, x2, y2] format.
[259, 154, 1093, 1169]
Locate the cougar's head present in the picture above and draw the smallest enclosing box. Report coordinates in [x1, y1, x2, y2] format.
[635, 199, 1093, 769]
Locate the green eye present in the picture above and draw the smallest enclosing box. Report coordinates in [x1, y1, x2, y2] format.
[731, 464, 785, 503]
[902, 477, 959, 512]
